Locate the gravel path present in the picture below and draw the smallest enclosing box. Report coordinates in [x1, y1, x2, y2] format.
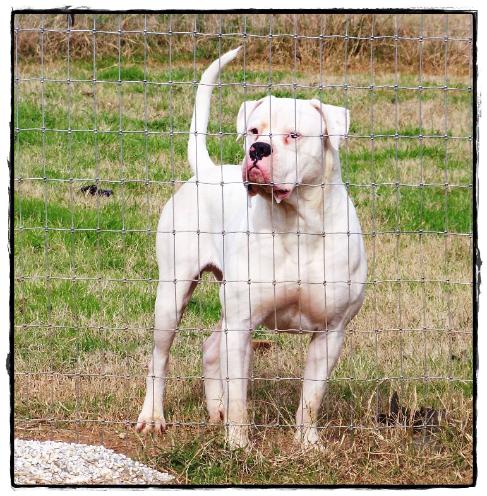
[14, 439, 174, 485]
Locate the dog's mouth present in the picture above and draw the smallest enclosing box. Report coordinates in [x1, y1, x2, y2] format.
[272, 187, 292, 203]
[246, 183, 257, 196]
[246, 183, 292, 204]
[244, 160, 293, 204]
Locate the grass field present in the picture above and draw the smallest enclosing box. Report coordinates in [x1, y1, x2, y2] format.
[14, 14, 474, 486]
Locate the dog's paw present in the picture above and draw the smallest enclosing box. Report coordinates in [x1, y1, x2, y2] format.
[293, 427, 324, 451]
[226, 424, 250, 451]
[135, 412, 166, 435]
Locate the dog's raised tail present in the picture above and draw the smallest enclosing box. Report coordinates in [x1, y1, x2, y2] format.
[188, 47, 241, 175]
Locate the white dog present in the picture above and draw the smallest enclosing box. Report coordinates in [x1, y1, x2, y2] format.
[136, 47, 367, 449]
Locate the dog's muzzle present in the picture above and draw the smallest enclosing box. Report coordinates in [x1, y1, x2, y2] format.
[243, 148, 292, 203]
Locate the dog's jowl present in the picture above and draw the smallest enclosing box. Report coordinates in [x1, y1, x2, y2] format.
[136, 47, 367, 449]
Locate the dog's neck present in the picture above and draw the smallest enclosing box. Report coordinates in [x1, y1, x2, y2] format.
[249, 148, 348, 233]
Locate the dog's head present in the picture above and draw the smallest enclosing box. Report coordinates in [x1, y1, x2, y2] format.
[237, 95, 349, 203]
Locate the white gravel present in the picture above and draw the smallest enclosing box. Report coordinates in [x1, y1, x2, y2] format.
[14, 439, 174, 485]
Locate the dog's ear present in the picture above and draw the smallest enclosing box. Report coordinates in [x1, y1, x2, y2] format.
[236, 99, 263, 140]
[310, 99, 350, 151]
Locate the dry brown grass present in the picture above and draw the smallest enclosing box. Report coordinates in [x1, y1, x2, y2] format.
[15, 416, 473, 485]
[14, 12, 473, 75]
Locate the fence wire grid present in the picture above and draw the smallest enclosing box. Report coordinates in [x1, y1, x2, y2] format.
[13, 11, 475, 473]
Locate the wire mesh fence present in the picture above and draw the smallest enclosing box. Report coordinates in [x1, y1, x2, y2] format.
[13, 11, 475, 484]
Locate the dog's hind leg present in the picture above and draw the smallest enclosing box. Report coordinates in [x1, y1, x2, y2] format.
[219, 313, 252, 449]
[203, 318, 252, 425]
[203, 325, 224, 422]
[136, 256, 199, 435]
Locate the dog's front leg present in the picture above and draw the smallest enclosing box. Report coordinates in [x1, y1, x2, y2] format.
[219, 316, 252, 449]
[295, 327, 345, 448]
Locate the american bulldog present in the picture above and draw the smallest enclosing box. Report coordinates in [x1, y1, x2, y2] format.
[136, 47, 367, 449]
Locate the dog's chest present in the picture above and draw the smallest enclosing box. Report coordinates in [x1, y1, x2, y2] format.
[262, 292, 326, 333]
[244, 228, 364, 331]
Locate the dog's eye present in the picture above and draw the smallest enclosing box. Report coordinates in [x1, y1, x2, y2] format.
[289, 132, 300, 139]
[249, 128, 259, 135]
